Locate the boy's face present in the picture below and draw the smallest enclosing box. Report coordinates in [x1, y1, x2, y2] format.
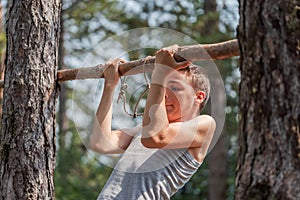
[165, 71, 204, 123]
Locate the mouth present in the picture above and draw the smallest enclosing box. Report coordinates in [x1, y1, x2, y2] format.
[165, 104, 173, 111]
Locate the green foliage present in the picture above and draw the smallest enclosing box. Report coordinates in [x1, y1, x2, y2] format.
[55, 120, 112, 200]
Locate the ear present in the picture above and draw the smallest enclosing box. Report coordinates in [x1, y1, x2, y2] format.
[194, 91, 206, 105]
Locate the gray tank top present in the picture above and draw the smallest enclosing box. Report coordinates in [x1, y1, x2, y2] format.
[97, 133, 202, 200]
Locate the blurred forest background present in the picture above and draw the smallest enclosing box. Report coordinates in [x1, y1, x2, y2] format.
[0, 0, 240, 199]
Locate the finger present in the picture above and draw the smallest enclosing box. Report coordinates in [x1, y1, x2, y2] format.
[156, 49, 167, 55]
[175, 61, 191, 70]
[119, 59, 126, 63]
[156, 48, 175, 55]
[162, 44, 179, 53]
[117, 59, 126, 65]
[162, 49, 174, 57]
[106, 58, 125, 67]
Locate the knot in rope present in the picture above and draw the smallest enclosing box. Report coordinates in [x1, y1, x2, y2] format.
[116, 56, 151, 118]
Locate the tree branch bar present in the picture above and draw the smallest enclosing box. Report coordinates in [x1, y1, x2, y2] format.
[58, 39, 239, 82]
[0, 39, 239, 88]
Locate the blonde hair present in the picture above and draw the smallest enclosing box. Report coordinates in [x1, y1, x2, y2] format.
[179, 64, 210, 111]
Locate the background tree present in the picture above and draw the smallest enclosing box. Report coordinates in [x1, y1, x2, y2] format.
[55, 1, 116, 199]
[0, 0, 61, 199]
[202, 1, 229, 199]
[236, 0, 300, 199]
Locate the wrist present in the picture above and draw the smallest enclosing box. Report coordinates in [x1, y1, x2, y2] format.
[151, 68, 167, 86]
[151, 64, 174, 85]
[153, 62, 175, 74]
[104, 81, 118, 89]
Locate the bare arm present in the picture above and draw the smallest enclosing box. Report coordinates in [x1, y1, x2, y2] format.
[90, 59, 140, 154]
[142, 115, 216, 149]
[141, 49, 216, 151]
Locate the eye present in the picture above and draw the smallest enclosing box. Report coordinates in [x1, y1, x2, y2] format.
[170, 86, 181, 92]
[167, 82, 184, 93]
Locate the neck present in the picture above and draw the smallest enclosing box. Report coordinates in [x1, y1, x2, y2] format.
[168, 112, 199, 123]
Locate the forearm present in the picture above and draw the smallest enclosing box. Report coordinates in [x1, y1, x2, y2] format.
[90, 83, 117, 151]
[95, 83, 115, 132]
[142, 68, 169, 137]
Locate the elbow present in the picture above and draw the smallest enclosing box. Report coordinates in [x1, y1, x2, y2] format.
[89, 137, 109, 154]
[89, 134, 123, 154]
[89, 139, 103, 153]
[141, 133, 167, 148]
[141, 122, 169, 148]
[141, 138, 156, 148]
[90, 142, 112, 154]
[208, 116, 216, 135]
[201, 115, 217, 143]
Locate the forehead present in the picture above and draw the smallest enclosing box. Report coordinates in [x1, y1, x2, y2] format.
[166, 71, 191, 85]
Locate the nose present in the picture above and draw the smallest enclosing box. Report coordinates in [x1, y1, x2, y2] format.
[165, 88, 171, 99]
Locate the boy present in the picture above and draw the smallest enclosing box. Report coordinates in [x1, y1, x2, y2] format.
[90, 48, 216, 199]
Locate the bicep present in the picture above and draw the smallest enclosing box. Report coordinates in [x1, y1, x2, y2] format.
[91, 125, 141, 154]
[143, 115, 216, 149]
[170, 115, 216, 149]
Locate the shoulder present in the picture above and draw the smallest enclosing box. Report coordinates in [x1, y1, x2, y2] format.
[165, 115, 215, 137]
[187, 115, 216, 162]
[175, 115, 215, 131]
[195, 115, 216, 129]
[193, 115, 216, 139]
[195, 114, 215, 122]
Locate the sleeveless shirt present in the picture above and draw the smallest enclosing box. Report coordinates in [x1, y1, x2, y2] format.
[97, 132, 202, 200]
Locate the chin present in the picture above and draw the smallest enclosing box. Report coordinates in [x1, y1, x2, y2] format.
[167, 115, 179, 123]
[166, 114, 174, 122]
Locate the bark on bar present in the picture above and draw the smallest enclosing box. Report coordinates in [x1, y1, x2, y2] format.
[57, 39, 239, 82]
[0, 39, 239, 88]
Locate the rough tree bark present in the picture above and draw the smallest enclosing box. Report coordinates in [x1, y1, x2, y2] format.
[0, 1, 61, 199]
[0, 0, 5, 125]
[236, 0, 300, 199]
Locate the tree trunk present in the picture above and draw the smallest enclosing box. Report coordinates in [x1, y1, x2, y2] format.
[236, 0, 300, 199]
[203, 0, 218, 35]
[204, 0, 228, 199]
[0, 0, 5, 126]
[58, 1, 68, 151]
[0, 1, 61, 199]
[208, 130, 228, 200]
[57, 0, 70, 187]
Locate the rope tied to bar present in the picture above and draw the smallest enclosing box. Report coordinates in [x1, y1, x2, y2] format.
[117, 56, 151, 118]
